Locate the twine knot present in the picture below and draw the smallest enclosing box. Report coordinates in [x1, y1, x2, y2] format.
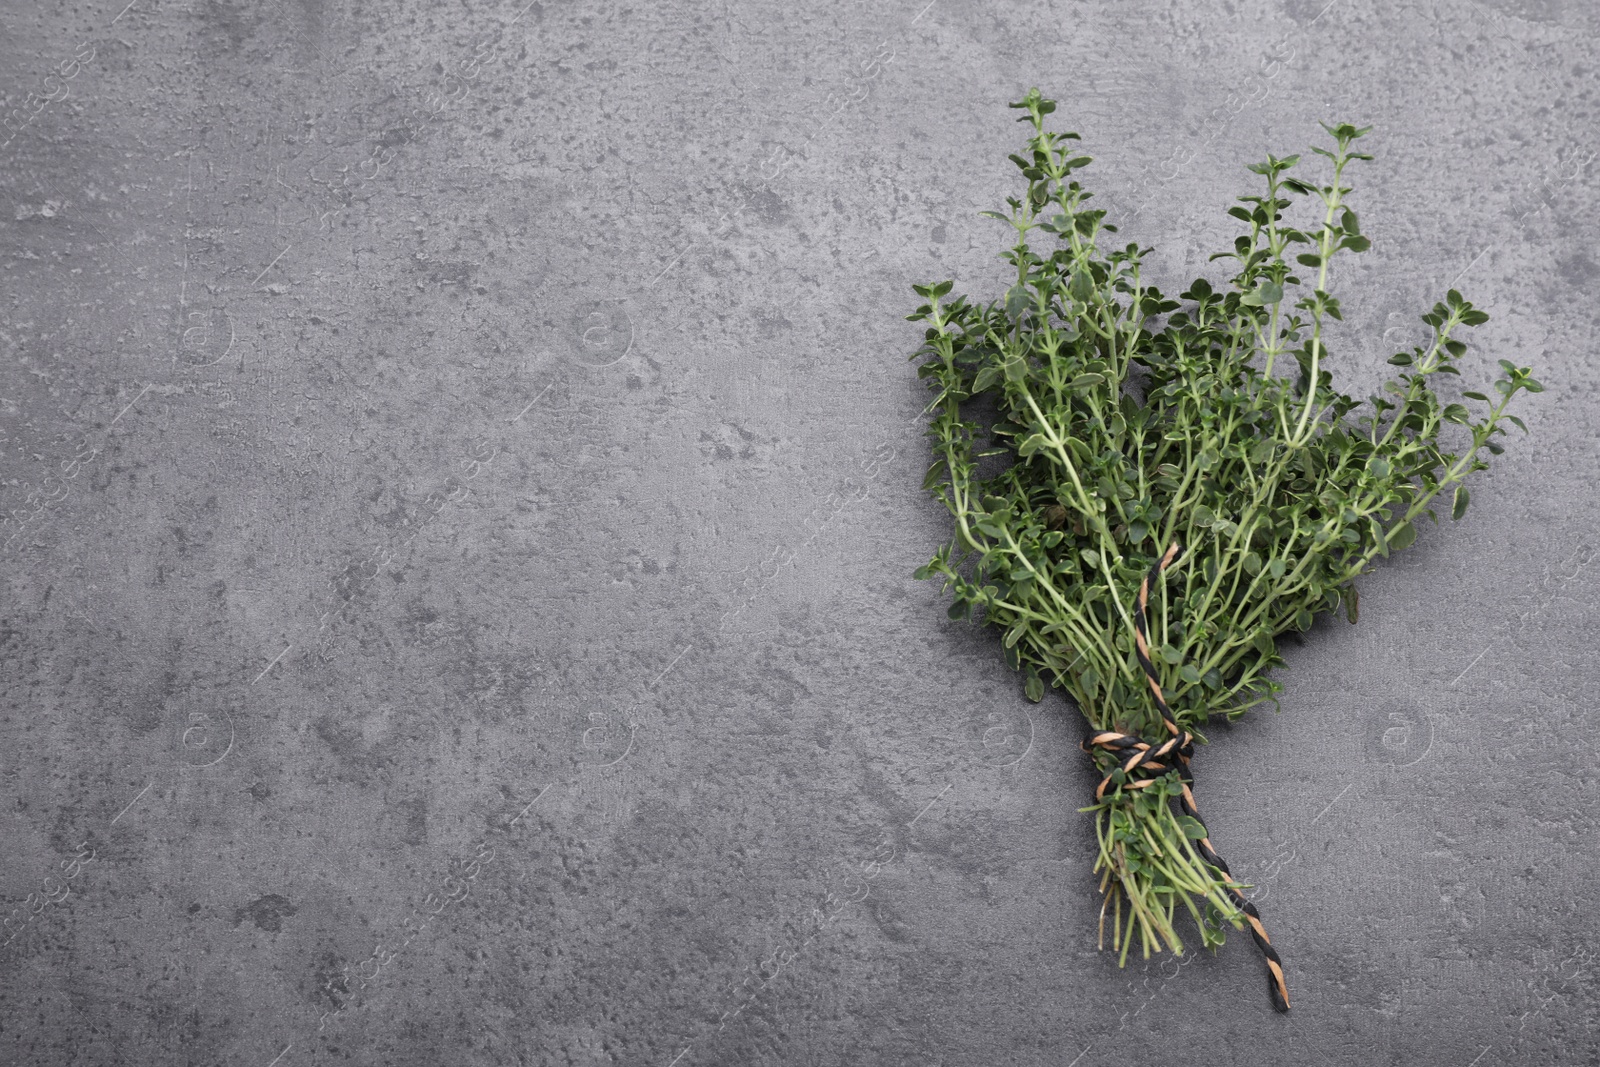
[1080, 724, 1196, 798]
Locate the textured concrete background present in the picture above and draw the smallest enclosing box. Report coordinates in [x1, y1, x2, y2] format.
[1, 0, 1596, 1064]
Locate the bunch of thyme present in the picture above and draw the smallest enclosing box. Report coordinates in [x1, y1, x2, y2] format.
[908, 89, 1539, 1007]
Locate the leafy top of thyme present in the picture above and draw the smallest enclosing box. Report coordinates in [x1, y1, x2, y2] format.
[909, 88, 1540, 745]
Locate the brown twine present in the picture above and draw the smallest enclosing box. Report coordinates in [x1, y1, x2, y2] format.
[1080, 541, 1291, 1013]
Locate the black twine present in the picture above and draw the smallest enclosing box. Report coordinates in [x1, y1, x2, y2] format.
[1080, 541, 1291, 1013]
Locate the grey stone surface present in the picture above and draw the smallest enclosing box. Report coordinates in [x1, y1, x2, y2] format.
[1, 0, 1596, 1063]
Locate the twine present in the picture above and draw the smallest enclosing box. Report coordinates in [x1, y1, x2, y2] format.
[1080, 541, 1291, 1013]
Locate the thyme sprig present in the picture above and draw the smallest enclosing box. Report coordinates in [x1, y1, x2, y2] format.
[908, 89, 1539, 975]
